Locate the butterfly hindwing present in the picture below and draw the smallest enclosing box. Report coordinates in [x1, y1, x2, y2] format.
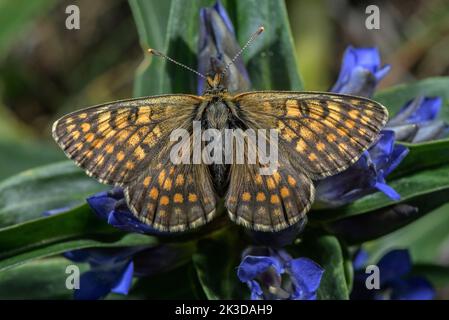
[226, 162, 314, 232]
[52, 94, 203, 185]
[234, 91, 388, 179]
[125, 163, 217, 232]
[224, 126, 315, 232]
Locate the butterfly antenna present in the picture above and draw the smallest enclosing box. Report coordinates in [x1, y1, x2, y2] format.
[221, 26, 265, 76]
[148, 48, 207, 80]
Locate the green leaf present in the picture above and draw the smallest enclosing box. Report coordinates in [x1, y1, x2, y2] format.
[0, 233, 159, 273]
[365, 202, 449, 265]
[0, 161, 105, 227]
[131, 0, 302, 96]
[0, 257, 87, 299]
[293, 234, 349, 299]
[233, 0, 303, 90]
[128, 0, 172, 96]
[0, 204, 160, 271]
[375, 77, 449, 122]
[192, 229, 246, 299]
[391, 139, 449, 178]
[312, 163, 449, 222]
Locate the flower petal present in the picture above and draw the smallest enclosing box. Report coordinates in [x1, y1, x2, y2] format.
[86, 190, 117, 220]
[237, 256, 283, 283]
[353, 249, 369, 270]
[287, 258, 323, 300]
[331, 46, 390, 97]
[111, 261, 134, 295]
[377, 249, 411, 284]
[390, 276, 435, 300]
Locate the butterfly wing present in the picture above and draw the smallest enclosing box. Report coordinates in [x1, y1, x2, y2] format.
[125, 163, 217, 232]
[233, 91, 388, 179]
[223, 123, 314, 231]
[53, 94, 217, 232]
[52, 94, 201, 185]
[226, 161, 314, 232]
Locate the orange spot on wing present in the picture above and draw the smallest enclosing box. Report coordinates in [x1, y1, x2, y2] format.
[143, 176, 151, 187]
[287, 175, 296, 186]
[280, 187, 290, 198]
[85, 132, 95, 143]
[158, 170, 166, 185]
[149, 187, 159, 200]
[188, 193, 198, 202]
[327, 133, 337, 142]
[242, 192, 251, 201]
[116, 151, 125, 161]
[125, 161, 135, 170]
[163, 178, 172, 190]
[105, 144, 114, 153]
[317, 142, 326, 151]
[174, 193, 183, 203]
[175, 174, 185, 186]
[270, 194, 280, 204]
[256, 192, 266, 202]
[266, 177, 276, 190]
[296, 139, 307, 152]
[134, 146, 145, 160]
[308, 152, 318, 161]
[81, 123, 91, 132]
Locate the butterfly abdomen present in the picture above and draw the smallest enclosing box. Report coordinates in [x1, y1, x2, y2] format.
[202, 100, 233, 195]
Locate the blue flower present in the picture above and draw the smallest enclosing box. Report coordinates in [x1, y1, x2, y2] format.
[237, 247, 323, 300]
[64, 247, 138, 300]
[64, 244, 183, 300]
[198, 0, 251, 94]
[315, 46, 406, 207]
[45, 189, 183, 299]
[331, 46, 390, 97]
[351, 249, 435, 300]
[387, 96, 448, 142]
[86, 188, 167, 235]
[315, 130, 408, 207]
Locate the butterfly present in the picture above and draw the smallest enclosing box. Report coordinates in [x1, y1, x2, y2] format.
[52, 27, 388, 233]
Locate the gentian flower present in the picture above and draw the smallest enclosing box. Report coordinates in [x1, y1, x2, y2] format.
[86, 187, 166, 235]
[237, 247, 323, 300]
[64, 244, 187, 300]
[386, 96, 449, 143]
[315, 130, 408, 207]
[315, 47, 407, 207]
[198, 0, 251, 94]
[45, 188, 189, 299]
[331, 46, 390, 97]
[351, 249, 435, 300]
[65, 247, 138, 300]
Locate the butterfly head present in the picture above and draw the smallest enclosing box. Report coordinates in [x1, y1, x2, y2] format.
[147, 26, 264, 96]
[205, 73, 226, 94]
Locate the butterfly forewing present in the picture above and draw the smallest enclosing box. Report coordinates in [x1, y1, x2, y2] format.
[234, 91, 388, 179]
[52, 95, 202, 185]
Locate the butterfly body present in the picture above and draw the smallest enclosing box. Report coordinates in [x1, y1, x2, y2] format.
[53, 72, 388, 233]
